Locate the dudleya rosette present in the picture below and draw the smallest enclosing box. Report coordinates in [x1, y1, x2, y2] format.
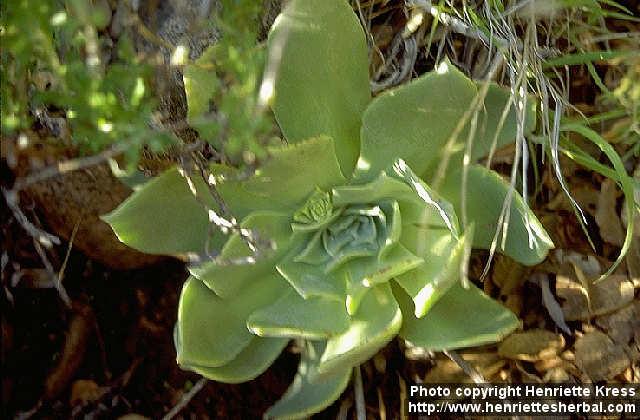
[104, 0, 554, 417]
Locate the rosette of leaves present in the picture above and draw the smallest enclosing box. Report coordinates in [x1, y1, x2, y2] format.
[104, 0, 553, 417]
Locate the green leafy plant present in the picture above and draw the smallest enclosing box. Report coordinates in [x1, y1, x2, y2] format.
[183, 0, 277, 165]
[104, 0, 554, 417]
[1, 0, 172, 162]
[1, 0, 269, 168]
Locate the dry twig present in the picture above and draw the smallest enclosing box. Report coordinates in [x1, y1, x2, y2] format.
[10, 144, 129, 193]
[2, 188, 60, 248]
[32, 238, 71, 308]
[353, 366, 366, 420]
[161, 377, 208, 420]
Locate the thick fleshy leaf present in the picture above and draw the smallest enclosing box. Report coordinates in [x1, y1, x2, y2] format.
[269, 0, 371, 175]
[265, 341, 351, 420]
[318, 283, 402, 375]
[191, 138, 344, 223]
[395, 230, 467, 318]
[398, 201, 454, 255]
[343, 244, 423, 314]
[189, 211, 292, 298]
[226, 136, 346, 218]
[463, 82, 537, 162]
[439, 165, 554, 265]
[247, 288, 349, 339]
[332, 171, 413, 205]
[388, 159, 460, 236]
[106, 137, 343, 255]
[395, 281, 520, 351]
[321, 210, 380, 271]
[103, 167, 222, 255]
[357, 62, 476, 180]
[293, 230, 330, 265]
[175, 329, 287, 384]
[358, 67, 537, 182]
[176, 275, 287, 367]
[378, 200, 402, 257]
[276, 252, 347, 299]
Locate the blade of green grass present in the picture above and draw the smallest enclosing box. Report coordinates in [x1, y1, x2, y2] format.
[562, 109, 628, 126]
[543, 50, 634, 67]
[598, 0, 633, 15]
[561, 123, 637, 282]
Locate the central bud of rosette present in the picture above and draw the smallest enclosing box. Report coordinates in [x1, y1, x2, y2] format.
[293, 189, 395, 271]
[275, 185, 424, 315]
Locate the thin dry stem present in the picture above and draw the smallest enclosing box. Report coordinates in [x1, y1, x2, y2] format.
[161, 377, 208, 420]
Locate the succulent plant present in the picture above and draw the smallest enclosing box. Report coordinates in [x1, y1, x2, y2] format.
[104, 0, 553, 417]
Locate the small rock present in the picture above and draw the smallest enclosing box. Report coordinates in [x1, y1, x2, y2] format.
[498, 329, 565, 361]
[70, 379, 105, 406]
[9, 138, 165, 270]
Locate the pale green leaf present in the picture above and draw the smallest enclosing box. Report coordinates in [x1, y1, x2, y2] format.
[176, 275, 287, 367]
[176, 331, 287, 384]
[205, 137, 345, 221]
[358, 71, 537, 181]
[395, 281, 520, 351]
[230, 136, 346, 217]
[357, 62, 476, 180]
[344, 232, 416, 283]
[343, 244, 423, 314]
[276, 253, 347, 300]
[190, 211, 292, 298]
[102, 167, 222, 255]
[269, 0, 371, 175]
[265, 341, 351, 420]
[379, 200, 402, 257]
[106, 137, 343, 253]
[291, 188, 338, 232]
[463, 82, 537, 162]
[332, 171, 413, 205]
[387, 159, 460, 236]
[439, 165, 554, 265]
[247, 288, 349, 339]
[395, 230, 467, 318]
[318, 283, 402, 375]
